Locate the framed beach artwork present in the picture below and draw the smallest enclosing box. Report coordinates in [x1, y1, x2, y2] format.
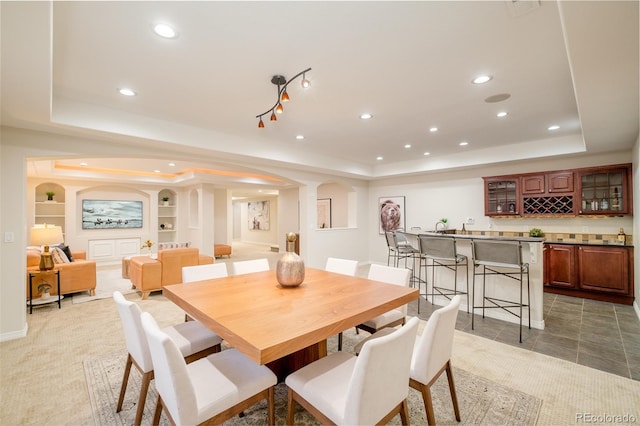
[378, 196, 405, 234]
[317, 198, 332, 229]
[248, 200, 270, 230]
[82, 200, 143, 229]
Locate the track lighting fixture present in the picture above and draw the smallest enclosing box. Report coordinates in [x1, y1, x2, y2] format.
[256, 67, 311, 128]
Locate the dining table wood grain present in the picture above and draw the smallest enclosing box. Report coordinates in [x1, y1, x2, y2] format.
[162, 267, 418, 372]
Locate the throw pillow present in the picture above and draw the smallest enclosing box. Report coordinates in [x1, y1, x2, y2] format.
[56, 244, 74, 262]
[51, 247, 70, 264]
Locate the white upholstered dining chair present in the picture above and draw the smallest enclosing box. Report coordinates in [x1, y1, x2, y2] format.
[181, 263, 229, 321]
[356, 263, 412, 335]
[232, 258, 270, 275]
[112, 291, 222, 426]
[182, 262, 228, 282]
[410, 295, 462, 425]
[286, 316, 419, 425]
[325, 257, 359, 351]
[325, 257, 358, 276]
[140, 311, 277, 426]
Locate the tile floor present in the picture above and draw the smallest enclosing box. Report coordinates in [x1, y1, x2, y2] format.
[408, 292, 640, 381]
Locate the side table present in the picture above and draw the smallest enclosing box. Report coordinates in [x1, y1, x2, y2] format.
[28, 270, 62, 314]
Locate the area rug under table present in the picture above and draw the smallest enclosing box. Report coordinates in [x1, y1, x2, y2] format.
[84, 331, 541, 426]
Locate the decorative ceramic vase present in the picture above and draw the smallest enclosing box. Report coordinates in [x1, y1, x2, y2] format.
[42, 290, 50, 300]
[276, 232, 304, 287]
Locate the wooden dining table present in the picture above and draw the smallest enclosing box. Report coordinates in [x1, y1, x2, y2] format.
[163, 267, 418, 380]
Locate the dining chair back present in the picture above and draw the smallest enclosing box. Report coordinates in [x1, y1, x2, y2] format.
[112, 291, 221, 425]
[140, 311, 277, 425]
[325, 257, 358, 350]
[355, 264, 412, 335]
[182, 262, 228, 282]
[325, 257, 358, 276]
[410, 295, 462, 425]
[181, 263, 229, 321]
[286, 316, 419, 425]
[232, 258, 270, 275]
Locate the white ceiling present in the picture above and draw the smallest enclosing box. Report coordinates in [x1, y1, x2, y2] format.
[1, 1, 638, 195]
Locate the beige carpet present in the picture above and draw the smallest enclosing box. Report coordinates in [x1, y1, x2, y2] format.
[84, 329, 542, 425]
[73, 267, 136, 304]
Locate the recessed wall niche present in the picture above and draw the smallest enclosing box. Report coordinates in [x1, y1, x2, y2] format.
[317, 182, 356, 228]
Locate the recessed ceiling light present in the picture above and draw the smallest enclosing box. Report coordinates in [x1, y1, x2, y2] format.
[80, 162, 88, 166]
[548, 125, 560, 130]
[423, 152, 431, 156]
[459, 141, 469, 146]
[360, 113, 373, 120]
[118, 88, 136, 96]
[404, 144, 411, 149]
[376, 156, 383, 161]
[497, 111, 508, 118]
[296, 135, 305, 140]
[429, 127, 438, 132]
[472, 75, 492, 84]
[168, 162, 176, 167]
[154, 23, 177, 39]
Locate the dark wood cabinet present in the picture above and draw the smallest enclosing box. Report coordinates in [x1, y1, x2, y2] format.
[577, 164, 632, 215]
[544, 244, 577, 288]
[544, 243, 634, 305]
[577, 246, 630, 295]
[521, 175, 545, 195]
[548, 171, 574, 193]
[483, 177, 519, 216]
[484, 164, 631, 217]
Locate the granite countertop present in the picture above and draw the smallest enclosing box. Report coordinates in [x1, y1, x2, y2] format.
[403, 230, 632, 246]
[408, 231, 544, 243]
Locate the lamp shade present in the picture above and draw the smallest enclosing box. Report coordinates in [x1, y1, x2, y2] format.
[30, 225, 63, 247]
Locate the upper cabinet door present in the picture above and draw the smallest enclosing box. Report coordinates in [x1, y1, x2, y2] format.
[547, 171, 574, 193]
[484, 176, 519, 216]
[577, 164, 632, 215]
[521, 175, 545, 195]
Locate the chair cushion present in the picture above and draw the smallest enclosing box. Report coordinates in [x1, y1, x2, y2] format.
[163, 321, 222, 357]
[360, 309, 404, 329]
[285, 352, 355, 424]
[190, 349, 277, 423]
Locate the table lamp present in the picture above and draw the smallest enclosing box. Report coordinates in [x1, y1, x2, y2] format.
[30, 224, 64, 271]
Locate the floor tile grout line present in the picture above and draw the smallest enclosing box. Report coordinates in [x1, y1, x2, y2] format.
[613, 305, 633, 379]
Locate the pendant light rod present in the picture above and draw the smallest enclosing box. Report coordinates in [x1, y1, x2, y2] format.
[256, 67, 311, 126]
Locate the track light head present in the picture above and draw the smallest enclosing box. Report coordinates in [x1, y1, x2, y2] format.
[258, 117, 265, 128]
[301, 72, 310, 88]
[270, 111, 277, 121]
[276, 103, 284, 114]
[281, 90, 290, 102]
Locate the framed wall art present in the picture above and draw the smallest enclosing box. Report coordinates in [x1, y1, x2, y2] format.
[378, 196, 405, 234]
[248, 200, 270, 230]
[317, 198, 332, 229]
[82, 200, 143, 229]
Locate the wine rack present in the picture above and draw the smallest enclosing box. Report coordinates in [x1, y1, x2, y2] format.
[522, 196, 574, 215]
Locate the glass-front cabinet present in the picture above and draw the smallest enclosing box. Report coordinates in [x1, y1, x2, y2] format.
[577, 164, 632, 215]
[483, 177, 519, 216]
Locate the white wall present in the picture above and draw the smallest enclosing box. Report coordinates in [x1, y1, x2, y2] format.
[1, 125, 637, 341]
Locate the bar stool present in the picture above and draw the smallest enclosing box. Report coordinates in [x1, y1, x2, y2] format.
[471, 239, 530, 343]
[396, 231, 423, 289]
[417, 235, 468, 314]
[384, 231, 418, 268]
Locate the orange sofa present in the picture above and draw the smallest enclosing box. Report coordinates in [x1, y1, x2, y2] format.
[128, 247, 214, 299]
[26, 250, 97, 296]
